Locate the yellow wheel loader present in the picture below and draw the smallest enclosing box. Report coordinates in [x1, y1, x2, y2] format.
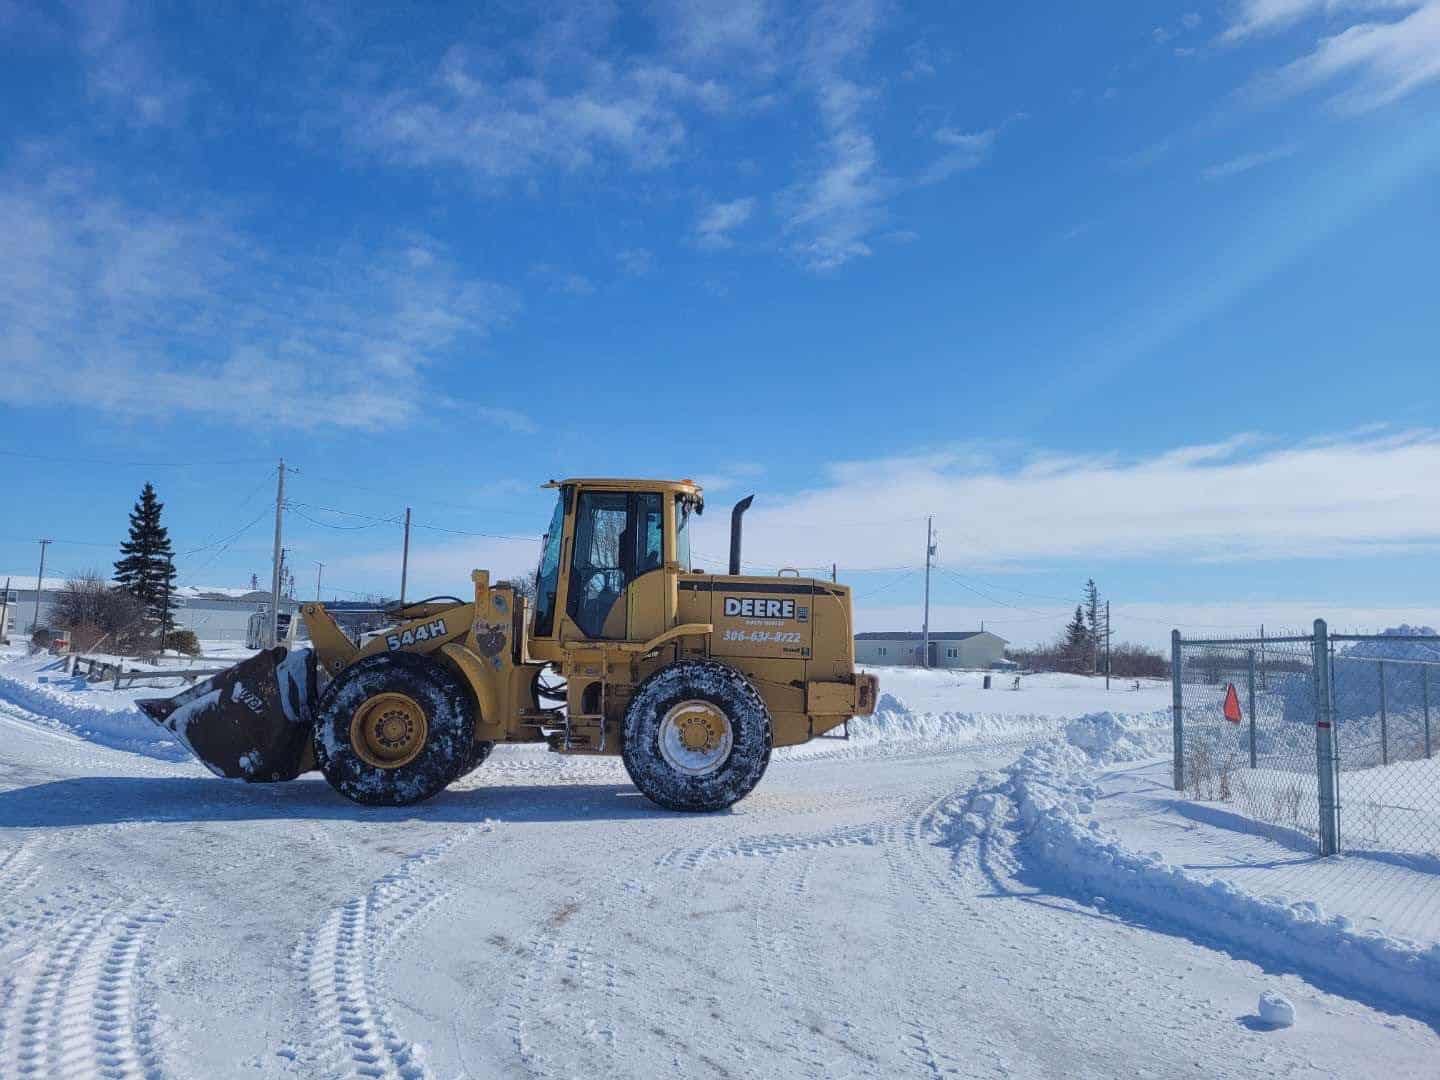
[138, 478, 878, 811]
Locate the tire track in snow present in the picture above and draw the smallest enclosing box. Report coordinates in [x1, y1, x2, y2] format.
[0, 899, 171, 1080]
[879, 790, 974, 1078]
[0, 841, 37, 896]
[291, 826, 491, 1079]
[655, 822, 896, 871]
[504, 837, 663, 1078]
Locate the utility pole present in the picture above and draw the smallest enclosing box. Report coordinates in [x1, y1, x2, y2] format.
[315, 561, 324, 602]
[269, 459, 286, 648]
[399, 506, 412, 606]
[31, 539, 51, 632]
[1, 576, 11, 642]
[921, 516, 934, 668]
[1105, 600, 1112, 690]
[831, 562, 837, 583]
[161, 553, 174, 652]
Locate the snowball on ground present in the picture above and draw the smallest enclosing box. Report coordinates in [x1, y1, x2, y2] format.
[1259, 991, 1296, 1028]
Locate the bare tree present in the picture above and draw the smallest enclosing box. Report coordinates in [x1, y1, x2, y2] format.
[52, 571, 147, 653]
[504, 574, 537, 604]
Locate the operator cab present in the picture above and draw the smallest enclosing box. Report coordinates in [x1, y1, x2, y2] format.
[531, 478, 702, 643]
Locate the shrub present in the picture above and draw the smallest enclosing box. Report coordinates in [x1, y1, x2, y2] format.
[52, 572, 149, 653]
[163, 628, 201, 655]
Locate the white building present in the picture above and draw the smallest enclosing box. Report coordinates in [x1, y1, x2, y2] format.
[855, 630, 1009, 669]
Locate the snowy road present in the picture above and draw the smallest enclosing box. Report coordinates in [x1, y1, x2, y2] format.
[1, 699, 1436, 1078]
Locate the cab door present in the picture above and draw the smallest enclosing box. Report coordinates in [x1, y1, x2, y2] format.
[565, 490, 665, 640]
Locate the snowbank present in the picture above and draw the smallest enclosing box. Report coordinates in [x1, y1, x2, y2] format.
[945, 713, 1440, 1022]
[782, 682, 1172, 761]
[0, 654, 188, 761]
[1273, 625, 1440, 727]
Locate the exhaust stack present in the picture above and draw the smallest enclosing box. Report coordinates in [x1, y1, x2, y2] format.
[729, 495, 754, 575]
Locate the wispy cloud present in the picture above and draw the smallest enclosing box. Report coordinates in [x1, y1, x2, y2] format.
[346, 22, 729, 184]
[652, 0, 776, 68]
[1221, 0, 1417, 41]
[0, 149, 520, 430]
[1202, 142, 1300, 178]
[694, 197, 757, 249]
[919, 114, 1025, 185]
[69, 0, 194, 126]
[779, 0, 888, 272]
[693, 430, 1440, 570]
[1253, 3, 1440, 112]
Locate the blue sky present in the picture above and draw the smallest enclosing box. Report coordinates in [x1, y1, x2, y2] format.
[3, 1, 1439, 648]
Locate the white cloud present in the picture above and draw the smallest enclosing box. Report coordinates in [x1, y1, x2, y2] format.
[0, 155, 521, 430]
[694, 197, 757, 249]
[691, 430, 1440, 572]
[779, 0, 889, 272]
[67, 0, 194, 126]
[1256, 3, 1440, 111]
[919, 127, 1000, 184]
[1202, 142, 1300, 178]
[1222, 0, 1418, 40]
[346, 17, 730, 185]
[651, 0, 775, 67]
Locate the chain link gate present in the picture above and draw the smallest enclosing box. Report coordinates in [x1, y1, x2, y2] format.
[1172, 621, 1440, 859]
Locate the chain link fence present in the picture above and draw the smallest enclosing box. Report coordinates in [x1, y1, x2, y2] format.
[1174, 634, 1322, 844]
[1172, 622, 1440, 860]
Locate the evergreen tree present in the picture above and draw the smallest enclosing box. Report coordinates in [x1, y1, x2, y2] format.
[1063, 605, 1089, 657]
[1084, 578, 1102, 671]
[114, 483, 177, 633]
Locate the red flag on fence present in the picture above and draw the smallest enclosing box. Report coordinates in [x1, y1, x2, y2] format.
[1223, 683, 1243, 724]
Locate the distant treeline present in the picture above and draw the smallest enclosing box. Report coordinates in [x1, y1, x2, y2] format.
[1007, 641, 1169, 679]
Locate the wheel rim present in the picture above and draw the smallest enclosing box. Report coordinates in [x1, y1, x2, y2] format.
[658, 700, 733, 777]
[351, 692, 428, 769]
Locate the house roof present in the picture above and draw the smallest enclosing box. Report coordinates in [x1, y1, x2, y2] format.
[855, 630, 1007, 643]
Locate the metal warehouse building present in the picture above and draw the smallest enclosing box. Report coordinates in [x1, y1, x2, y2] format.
[854, 630, 1008, 669]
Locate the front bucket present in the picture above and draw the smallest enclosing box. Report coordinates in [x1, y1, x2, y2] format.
[137, 647, 317, 782]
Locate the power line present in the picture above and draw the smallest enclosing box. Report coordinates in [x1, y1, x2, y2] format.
[852, 569, 919, 600]
[285, 500, 536, 542]
[289, 506, 395, 532]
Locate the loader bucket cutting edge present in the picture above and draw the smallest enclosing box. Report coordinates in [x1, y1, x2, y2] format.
[137, 646, 317, 782]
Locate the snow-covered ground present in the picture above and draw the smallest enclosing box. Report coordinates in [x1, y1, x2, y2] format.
[1, 655, 1436, 1077]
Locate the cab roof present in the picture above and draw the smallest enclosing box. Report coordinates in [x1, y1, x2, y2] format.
[545, 477, 702, 495]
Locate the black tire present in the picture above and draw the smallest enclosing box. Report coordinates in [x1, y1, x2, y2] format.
[313, 652, 474, 806]
[453, 738, 495, 781]
[621, 660, 772, 812]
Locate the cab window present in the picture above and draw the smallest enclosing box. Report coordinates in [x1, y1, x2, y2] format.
[676, 495, 696, 571]
[532, 491, 567, 636]
[637, 492, 662, 574]
[567, 490, 663, 638]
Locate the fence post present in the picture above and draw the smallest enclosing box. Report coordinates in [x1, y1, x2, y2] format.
[1425, 666, 1432, 760]
[1171, 630, 1184, 791]
[1247, 648, 1257, 769]
[1313, 619, 1340, 856]
[1377, 660, 1388, 766]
